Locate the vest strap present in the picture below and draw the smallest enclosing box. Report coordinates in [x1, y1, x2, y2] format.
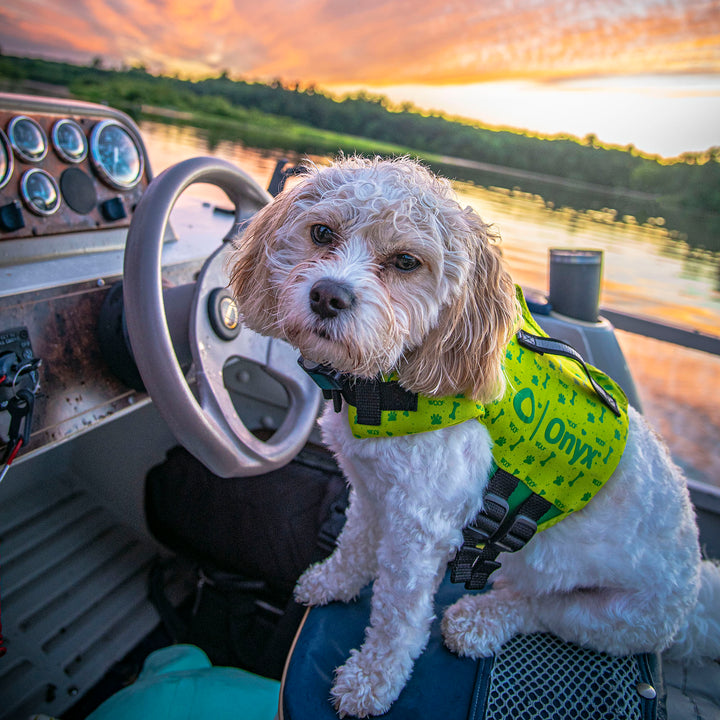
[343, 378, 418, 426]
[298, 357, 418, 424]
[516, 329, 621, 416]
[450, 468, 552, 590]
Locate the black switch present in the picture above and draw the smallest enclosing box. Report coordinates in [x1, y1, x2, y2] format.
[100, 197, 127, 222]
[0, 201, 26, 232]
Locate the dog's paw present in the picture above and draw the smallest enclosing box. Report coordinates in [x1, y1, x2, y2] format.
[294, 561, 359, 606]
[331, 649, 404, 718]
[442, 593, 522, 658]
[293, 562, 335, 606]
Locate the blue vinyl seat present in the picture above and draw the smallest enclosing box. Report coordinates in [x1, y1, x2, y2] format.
[280, 571, 662, 720]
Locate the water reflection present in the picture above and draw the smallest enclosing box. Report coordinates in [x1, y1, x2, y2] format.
[452, 182, 720, 336]
[139, 120, 720, 487]
[433, 160, 720, 256]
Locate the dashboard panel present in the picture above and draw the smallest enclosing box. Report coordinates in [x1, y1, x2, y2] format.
[0, 94, 230, 466]
[0, 94, 151, 246]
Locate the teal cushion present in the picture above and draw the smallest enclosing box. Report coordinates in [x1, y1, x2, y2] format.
[87, 645, 279, 720]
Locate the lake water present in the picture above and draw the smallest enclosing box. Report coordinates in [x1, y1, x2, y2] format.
[139, 120, 720, 488]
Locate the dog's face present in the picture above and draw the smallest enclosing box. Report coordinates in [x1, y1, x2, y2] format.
[230, 157, 518, 401]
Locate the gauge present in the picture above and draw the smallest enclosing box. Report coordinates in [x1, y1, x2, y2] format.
[7, 115, 48, 163]
[90, 120, 144, 189]
[0, 129, 13, 189]
[20, 168, 61, 216]
[52, 118, 88, 163]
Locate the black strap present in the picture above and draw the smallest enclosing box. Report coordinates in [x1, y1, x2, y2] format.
[450, 545, 502, 590]
[298, 357, 418, 425]
[450, 468, 552, 590]
[342, 378, 418, 425]
[516, 329, 621, 416]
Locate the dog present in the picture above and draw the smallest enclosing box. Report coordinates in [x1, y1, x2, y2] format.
[230, 156, 720, 717]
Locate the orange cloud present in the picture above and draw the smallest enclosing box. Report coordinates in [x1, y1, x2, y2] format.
[1, 0, 719, 84]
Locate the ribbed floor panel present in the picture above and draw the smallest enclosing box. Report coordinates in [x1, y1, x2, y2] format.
[0, 474, 177, 720]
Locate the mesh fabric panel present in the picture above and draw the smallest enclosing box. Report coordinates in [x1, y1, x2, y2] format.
[485, 633, 644, 720]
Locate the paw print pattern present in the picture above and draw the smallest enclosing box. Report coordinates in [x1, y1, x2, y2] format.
[431, 414, 442, 425]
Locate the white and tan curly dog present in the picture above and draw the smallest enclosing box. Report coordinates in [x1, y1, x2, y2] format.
[230, 156, 720, 718]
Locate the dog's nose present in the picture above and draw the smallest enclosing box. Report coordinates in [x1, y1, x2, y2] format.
[309, 278, 355, 319]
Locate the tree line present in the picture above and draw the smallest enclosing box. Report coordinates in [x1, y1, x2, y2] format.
[1, 54, 719, 250]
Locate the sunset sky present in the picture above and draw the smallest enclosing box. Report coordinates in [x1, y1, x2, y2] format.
[2, 0, 720, 156]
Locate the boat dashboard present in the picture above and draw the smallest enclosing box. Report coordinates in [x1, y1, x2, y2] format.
[0, 94, 149, 248]
[0, 93, 272, 467]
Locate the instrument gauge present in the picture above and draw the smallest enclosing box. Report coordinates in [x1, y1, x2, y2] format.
[0, 129, 13, 189]
[8, 115, 48, 163]
[52, 118, 88, 163]
[20, 168, 61, 216]
[90, 120, 144, 189]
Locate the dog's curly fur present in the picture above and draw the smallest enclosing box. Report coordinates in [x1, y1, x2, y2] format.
[231, 156, 720, 718]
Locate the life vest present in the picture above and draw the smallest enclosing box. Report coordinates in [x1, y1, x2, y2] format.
[301, 287, 629, 589]
[348, 287, 630, 533]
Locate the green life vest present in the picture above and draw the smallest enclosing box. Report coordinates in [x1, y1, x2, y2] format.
[349, 287, 630, 532]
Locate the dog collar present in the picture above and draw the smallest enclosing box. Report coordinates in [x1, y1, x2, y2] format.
[297, 358, 418, 425]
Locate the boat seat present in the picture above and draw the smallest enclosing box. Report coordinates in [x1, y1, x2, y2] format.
[280, 570, 663, 720]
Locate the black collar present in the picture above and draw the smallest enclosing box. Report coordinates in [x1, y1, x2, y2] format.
[298, 358, 418, 426]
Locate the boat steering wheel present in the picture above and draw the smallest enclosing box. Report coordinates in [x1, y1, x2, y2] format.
[123, 157, 321, 477]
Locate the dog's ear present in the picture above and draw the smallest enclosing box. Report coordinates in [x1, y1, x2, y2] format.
[228, 188, 299, 334]
[400, 209, 519, 402]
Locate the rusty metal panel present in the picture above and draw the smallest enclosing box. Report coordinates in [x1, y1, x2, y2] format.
[0, 262, 198, 462]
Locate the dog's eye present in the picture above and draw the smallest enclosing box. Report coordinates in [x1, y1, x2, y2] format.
[393, 253, 421, 272]
[310, 224, 335, 245]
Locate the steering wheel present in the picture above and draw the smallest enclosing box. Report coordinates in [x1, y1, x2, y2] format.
[123, 157, 321, 477]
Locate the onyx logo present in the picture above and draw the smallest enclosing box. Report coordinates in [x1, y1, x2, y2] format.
[512, 387, 604, 469]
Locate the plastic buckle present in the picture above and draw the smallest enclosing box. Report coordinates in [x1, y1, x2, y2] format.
[494, 514, 538, 553]
[465, 558, 502, 590]
[297, 357, 344, 391]
[465, 492, 510, 543]
[298, 357, 346, 412]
